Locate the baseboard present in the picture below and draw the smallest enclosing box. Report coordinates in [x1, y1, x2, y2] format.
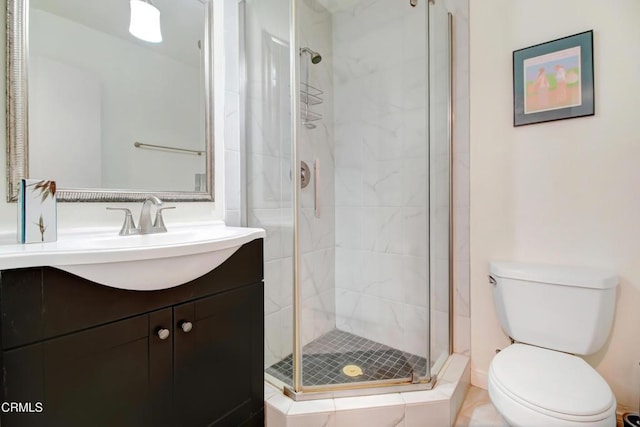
[471, 368, 488, 390]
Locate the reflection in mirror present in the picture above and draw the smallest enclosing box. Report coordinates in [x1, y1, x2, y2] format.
[6, 0, 214, 202]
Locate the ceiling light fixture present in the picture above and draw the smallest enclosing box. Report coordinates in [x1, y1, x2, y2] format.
[129, 0, 162, 43]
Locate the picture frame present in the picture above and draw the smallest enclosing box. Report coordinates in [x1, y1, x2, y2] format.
[513, 30, 594, 127]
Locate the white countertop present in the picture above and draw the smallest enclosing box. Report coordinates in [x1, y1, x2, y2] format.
[0, 221, 266, 290]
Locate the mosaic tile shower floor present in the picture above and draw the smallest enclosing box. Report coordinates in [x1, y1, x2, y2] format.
[266, 329, 427, 386]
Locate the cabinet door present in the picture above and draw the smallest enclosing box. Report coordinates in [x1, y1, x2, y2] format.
[2, 309, 173, 427]
[174, 283, 264, 427]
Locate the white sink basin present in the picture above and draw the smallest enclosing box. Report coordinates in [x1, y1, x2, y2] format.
[0, 221, 265, 291]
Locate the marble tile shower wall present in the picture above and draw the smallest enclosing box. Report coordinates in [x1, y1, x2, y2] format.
[298, 0, 337, 350]
[223, 0, 242, 227]
[333, 0, 430, 357]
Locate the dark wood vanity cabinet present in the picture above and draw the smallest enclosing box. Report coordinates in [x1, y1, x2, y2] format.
[174, 286, 263, 427]
[4, 310, 167, 427]
[0, 239, 264, 427]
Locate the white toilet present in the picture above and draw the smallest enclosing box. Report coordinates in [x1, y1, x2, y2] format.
[488, 262, 618, 427]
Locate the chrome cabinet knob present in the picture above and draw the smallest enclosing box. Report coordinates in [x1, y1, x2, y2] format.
[157, 328, 170, 340]
[180, 321, 193, 333]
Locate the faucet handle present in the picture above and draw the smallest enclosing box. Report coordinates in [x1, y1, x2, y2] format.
[106, 207, 140, 236]
[153, 206, 176, 232]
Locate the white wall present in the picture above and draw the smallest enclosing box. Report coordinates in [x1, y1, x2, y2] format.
[470, 0, 640, 410]
[29, 56, 102, 188]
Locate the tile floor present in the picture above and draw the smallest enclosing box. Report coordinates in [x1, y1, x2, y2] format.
[266, 329, 427, 386]
[454, 386, 507, 427]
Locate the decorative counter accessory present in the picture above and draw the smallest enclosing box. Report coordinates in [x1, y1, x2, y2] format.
[18, 179, 57, 243]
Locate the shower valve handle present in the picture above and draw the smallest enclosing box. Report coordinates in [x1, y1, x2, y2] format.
[301, 161, 311, 189]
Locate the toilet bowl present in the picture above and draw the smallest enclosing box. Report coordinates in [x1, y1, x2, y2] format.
[488, 262, 619, 427]
[488, 344, 616, 427]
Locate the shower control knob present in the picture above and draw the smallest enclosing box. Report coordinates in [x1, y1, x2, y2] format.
[180, 321, 193, 333]
[157, 328, 170, 340]
[300, 161, 311, 188]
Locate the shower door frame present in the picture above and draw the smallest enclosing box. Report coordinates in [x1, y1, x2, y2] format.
[279, 0, 455, 401]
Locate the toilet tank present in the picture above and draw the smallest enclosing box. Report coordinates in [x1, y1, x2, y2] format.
[489, 262, 618, 355]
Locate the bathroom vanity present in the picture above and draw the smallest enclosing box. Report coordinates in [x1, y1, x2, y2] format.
[0, 238, 264, 427]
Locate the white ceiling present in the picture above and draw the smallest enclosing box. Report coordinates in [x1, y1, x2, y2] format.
[31, 0, 206, 67]
[314, 0, 362, 14]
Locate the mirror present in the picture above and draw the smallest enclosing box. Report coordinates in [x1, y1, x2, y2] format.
[6, 0, 214, 202]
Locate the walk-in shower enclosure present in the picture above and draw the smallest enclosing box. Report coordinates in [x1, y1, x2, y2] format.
[243, 0, 452, 399]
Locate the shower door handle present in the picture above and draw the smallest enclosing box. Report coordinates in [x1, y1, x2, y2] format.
[314, 159, 320, 218]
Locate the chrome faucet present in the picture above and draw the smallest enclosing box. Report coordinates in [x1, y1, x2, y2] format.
[139, 195, 163, 234]
[107, 195, 175, 236]
[138, 195, 174, 234]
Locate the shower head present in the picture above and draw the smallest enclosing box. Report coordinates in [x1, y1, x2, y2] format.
[410, 0, 418, 6]
[300, 47, 322, 64]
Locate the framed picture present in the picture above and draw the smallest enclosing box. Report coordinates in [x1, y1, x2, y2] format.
[513, 30, 594, 127]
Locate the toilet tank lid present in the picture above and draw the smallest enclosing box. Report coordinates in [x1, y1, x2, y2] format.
[489, 262, 618, 289]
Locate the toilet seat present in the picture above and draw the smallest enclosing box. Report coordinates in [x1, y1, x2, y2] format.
[488, 344, 616, 425]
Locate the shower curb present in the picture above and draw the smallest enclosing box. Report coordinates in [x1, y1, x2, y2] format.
[265, 354, 470, 426]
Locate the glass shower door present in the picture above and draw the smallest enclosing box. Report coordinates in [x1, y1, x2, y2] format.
[254, 0, 453, 397]
[428, 0, 452, 375]
[243, 0, 295, 388]
[295, 0, 434, 391]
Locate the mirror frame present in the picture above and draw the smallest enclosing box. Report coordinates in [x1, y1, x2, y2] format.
[6, 0, 215, 202]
